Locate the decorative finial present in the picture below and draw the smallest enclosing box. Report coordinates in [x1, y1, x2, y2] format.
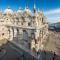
[7, 6, 10, 9]
[33, 0, 36, 13]
[25, 4, 29, 11]
[25, 0, 29, 10]
[26, 5, 28, 9]
[34, 3, 36, 9]
[34, 0, 36, 9]
[25, 5, 26, 10]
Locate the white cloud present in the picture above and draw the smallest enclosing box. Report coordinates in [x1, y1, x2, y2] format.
[45, 8, 60, 15]
[44, 8, 60, 23]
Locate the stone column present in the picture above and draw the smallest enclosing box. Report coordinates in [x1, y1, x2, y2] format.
[8, 27, 10, 40]
[12, 27, 18, 41]
[16, 28, 19, 41]
[9, 27, 14, 41]
[35, 29, 40, 40]
[14, 28, 17, 37]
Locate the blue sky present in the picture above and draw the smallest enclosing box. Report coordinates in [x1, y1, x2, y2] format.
[0, 0, 60, 23]
[0, 0, 45, 10]
[45, 0, 60, 23]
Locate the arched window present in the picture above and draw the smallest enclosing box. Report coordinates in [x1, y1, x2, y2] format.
[2, 33, 4, 36]
[23, 30, 28, 42]
[42, 17, 43, 23]
[7, 18, 8, 20]
[28, 22, 31, 26]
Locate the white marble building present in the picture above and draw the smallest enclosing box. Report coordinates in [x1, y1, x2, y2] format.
[0, 5, 48, 53]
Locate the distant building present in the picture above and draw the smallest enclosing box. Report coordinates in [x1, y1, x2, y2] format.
[0, 5, 48, 54]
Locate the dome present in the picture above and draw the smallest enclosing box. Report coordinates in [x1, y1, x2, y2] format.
[24, 6, 31, 13]
[4, 8, 13, 15]
[17, 7, 23, 13]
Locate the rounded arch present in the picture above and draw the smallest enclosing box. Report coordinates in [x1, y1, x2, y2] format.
[23, 30, 28, 42]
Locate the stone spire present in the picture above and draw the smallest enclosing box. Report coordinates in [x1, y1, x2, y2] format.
[25, 5, 29, 11]
[25, 1, 29, 10]
[34, 3, 36, 9]
[7, 5, 10, 9]
[33, 0, 36, 13]
[25, 5, 26, 10]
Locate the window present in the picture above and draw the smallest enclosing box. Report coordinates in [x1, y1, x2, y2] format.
[23, 30, 26, 32]
[7, 19, 8, 20]
[28, 22, 31, 26]
[21, 22, 23, 25]
[2, 33, 4, 36]
[31, 33, 35, 39]
[17, 28, 19, 31]
[23, 30, 28, 41]
[42, 17, 43, 23]
[16, 17, 19, 20]
[33, 16, 35, 19]
[35, 39, 37, 44]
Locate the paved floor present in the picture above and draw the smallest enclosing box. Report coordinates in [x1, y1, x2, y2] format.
[0, 43, 23, 60]
[0, 42, 37, 60]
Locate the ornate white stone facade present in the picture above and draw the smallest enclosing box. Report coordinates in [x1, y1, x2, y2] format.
[0, 6, 48, 52]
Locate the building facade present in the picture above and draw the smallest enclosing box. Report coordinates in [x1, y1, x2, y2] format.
[0, 5, 48, 54]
